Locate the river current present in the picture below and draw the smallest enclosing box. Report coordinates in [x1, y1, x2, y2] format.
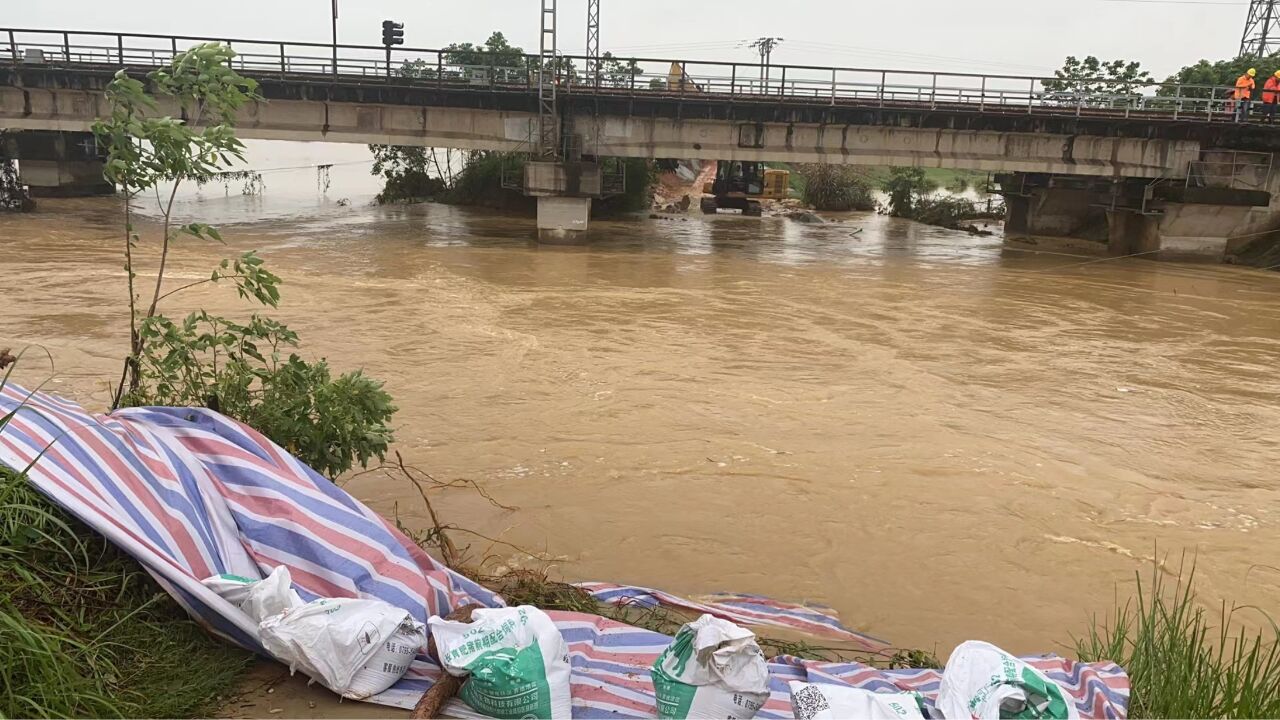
[3, 140, 1279, 654]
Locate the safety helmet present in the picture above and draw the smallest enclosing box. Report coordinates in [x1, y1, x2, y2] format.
[1249, 67, 1258, 76]
[1273, 70, 1279, 77]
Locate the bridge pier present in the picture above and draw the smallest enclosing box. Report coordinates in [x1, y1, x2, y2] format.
[1004, 185, 1108, 242]
[524, 161, 603, 244]
[536, 196, 592, 243]
[4, 130, 112, 197]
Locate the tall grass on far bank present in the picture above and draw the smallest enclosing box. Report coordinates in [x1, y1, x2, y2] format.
[1076, 555, 1280, 718]
[0, 372, 253, 718]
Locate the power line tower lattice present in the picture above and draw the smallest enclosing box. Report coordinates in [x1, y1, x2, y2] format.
[1241, 0, 1280, 58]
[537, 0, 558, 159]
[585, 0, 600, 87]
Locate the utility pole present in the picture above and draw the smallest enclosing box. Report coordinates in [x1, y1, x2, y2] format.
[585, 0, 600, 87]
[331, 0, 339, 78]
[749, 37, 783, 88]
[1241, 0, 1280, 57]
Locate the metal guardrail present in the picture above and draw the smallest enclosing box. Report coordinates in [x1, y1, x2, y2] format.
[0, 27, 1259, 123]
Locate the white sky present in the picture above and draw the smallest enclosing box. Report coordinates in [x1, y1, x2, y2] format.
[5, 0, 1253, 80]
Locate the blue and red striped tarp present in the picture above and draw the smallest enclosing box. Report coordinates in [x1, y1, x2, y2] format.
[0, 384, 1130, 718]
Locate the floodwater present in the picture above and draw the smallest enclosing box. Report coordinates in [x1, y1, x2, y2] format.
[3, 140, 1280, 658]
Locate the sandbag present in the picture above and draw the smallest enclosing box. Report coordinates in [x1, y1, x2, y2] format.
[429, 605, 572, 719]
[936, 641, 1080, 719]
[651, 614, 770, 719]
[201, 566, 304, 623]
[201, 572, 259, 606]
[789, 682, 925, 720]
[259, 597, 425, 700]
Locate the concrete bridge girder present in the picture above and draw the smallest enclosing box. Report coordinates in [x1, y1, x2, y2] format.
[0, 87, 1201, 179]
[582, 116, 1200, 178]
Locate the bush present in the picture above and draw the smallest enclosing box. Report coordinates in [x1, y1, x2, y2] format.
[882, 167, 936, 217]
[376, 169, 446, 204]
[797, 165, 875, 211]
[912, 196, 981, 227]
[125, 311, 396, 480]
[444, 152, 533, 210]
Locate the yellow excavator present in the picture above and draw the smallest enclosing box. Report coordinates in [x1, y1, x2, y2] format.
[700, 161, 789, 216]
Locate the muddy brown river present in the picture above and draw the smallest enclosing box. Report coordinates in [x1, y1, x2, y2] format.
[3, 142, 1280, 658]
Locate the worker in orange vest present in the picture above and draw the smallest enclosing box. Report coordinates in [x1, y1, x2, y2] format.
[1234, 68, 1257, 123]
[1263, 71, 1280, 124]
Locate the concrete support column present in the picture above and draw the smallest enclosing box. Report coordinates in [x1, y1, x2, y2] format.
[10, 130, 112, 197]
[1003, 194, 1029, 235]
[525, 161, 602, 244]
[1025, 187, 1107, 241]
[536, 196, 591, 243]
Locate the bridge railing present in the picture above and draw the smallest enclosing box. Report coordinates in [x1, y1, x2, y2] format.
[2, 27, 1248, 123]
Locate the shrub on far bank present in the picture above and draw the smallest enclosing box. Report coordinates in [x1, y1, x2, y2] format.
[797, 164, 876, 211]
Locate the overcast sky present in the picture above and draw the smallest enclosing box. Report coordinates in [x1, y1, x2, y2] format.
[7, 0, 1252, 80]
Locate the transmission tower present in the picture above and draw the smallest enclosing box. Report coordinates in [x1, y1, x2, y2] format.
[1241, 0, 1280, 57]
[585, 0, 600, 87]
[538, 0, 558, 159]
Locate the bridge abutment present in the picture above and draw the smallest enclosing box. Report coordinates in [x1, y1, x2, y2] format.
[1002, 159, 1280, 263]
[5, 130, 111, 197]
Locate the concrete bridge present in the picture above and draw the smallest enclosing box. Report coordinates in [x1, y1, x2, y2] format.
[4, 28, 1280, 253]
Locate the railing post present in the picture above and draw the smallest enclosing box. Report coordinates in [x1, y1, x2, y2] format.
[931, 73, 937, 108]
[7, 30, 15, 64]
[830, 68, 836, 105]
[731, 64, 737, 95]
[488, 54, 495, 90]
[279, 43, 286, 78]
[1076, 90, 1084, 118]
[437, 51, 443, 90]
[630, 59, 636, 96]
[878, 70, 886, 107]
[779, 65, 786, 96]
[170, 36, 177, 61]
[117, 33, 124, 66]
[979, 76, 986, 112]
[679, 61, 686, 96]
[1173, 84, 1181, 121]
[1028, 77, 1035, 114]
[63, 32, 70, 63]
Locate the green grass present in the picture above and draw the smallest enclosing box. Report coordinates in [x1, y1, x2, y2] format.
[1, 366, 253, 719]
[1075, 554, 1280, 718]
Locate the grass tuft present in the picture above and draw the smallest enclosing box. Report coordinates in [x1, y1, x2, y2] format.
[1, 358, 253, 719]
[1075, 553, 1280, 718]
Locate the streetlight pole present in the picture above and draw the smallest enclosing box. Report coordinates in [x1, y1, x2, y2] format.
[331, 0, 338, 78]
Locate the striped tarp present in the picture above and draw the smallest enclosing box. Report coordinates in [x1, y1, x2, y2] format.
[0, 384, 1130, 718]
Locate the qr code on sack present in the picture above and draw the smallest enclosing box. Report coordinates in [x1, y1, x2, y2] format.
[791, 684, 830, 720]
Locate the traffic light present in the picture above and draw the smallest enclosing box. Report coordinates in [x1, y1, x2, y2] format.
[381, 20, 404, 46]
